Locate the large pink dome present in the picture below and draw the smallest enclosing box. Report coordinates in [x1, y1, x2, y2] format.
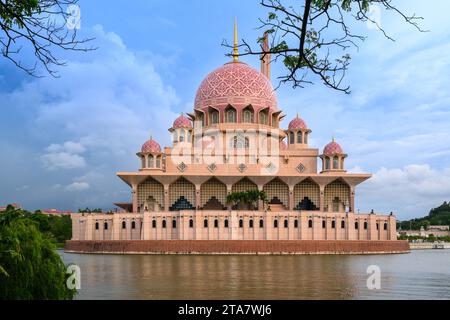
[194, 61, 277, 112]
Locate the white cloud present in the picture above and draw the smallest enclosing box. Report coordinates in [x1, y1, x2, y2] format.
[65, 182, 90, 192]
[41, 142, 87, 170]
[357, 165, 450, 220]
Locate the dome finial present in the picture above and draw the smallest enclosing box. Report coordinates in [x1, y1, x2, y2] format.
[232, 17, 239, 62]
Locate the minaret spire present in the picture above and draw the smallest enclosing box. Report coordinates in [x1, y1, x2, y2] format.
[232, 17, 239, 62]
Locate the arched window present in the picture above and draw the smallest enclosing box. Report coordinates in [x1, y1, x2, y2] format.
[322, 220, 326, 229]
[204, 219, 208, 228]
[284, 219, 288, 228]
[259, 219, 264, 228]
[297, 131, 303, 144]
[198, 114, 205, 126]
[162, 220, 167, 229]
[148, 155, 154, 168]
[210, 110, 219, 124]
[384, 223, 388, 231]
[173, 131, 178, 142]
[364, 222, 368, 230]
[294, 219, 299, 228]
[249, 219, 254, 228]
[156, 156, 161, 168]
[179, 129, 185, 142]
[355, 222, 359, 229]
[104, 222, 108, 230]
[189, 219, 194, 228]
[95, 222, 99, 230]
[214, 219, 219, 228]
[224, 219, 229, 228]
[259, 112, 268, 125]
[290, 132, 295, 144]
[325, 157, 331, 170]
[226, 109, 237, 123]
[274, 219, 278, 228]
[308, 220, 313, 228]
[376, 223, 379, 230]
[341, 220, 345, 229]
[239, 219, 243, 228]
[333, 156, 339, 169]
[172, 219, 177, 229]
[331, 220, 336, 229]
[243, 110, 253, 123]
[131, 221, 136, 229]
[152, 220, 157, 228]
[122, 221, 126, 229]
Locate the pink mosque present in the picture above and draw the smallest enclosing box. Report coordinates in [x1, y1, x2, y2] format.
[67, 26, 409, 254]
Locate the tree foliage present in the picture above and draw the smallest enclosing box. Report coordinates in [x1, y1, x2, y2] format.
[0, 205, 76, 300]
[0, 0, 94, 76]
[226, 190, 268, 210]
[397, 202, 450, 231]
[226, 0, 426, 93]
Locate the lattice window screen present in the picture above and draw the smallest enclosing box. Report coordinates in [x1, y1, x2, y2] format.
[169, 178, 196, 207]
[324, 179, 350, 209]
[232, 178, 258, 193]
[200, 178, 227, 207]
[263, 179, 289, 207]
[137, 178, 164, 211]
[294, 179, 320, 208]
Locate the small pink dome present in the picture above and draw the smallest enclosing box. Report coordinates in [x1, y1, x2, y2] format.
[194, 61, 277, 113]
[141, 139, 161, 154]
[323, 140, 344, 155]
[288, 116, 308, 130]
[173, 114, 192, 129]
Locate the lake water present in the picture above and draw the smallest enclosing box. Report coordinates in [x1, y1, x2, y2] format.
[61, 250, 450, 300]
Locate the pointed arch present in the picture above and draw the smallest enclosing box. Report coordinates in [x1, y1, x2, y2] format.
[137, 177, 164, 212]
[200, 177, 227, 210]
[324, 179, 350, 212]
[294, 178, 320, 211]
[232, 177, 258, 193]
[263, 178, 289, 209]
[169, 177, 196, 211]
[225, 105, 237, 123]
[242, 105, 254, 123]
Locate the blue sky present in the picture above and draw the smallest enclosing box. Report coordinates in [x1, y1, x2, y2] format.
[1, 0, 449, 219]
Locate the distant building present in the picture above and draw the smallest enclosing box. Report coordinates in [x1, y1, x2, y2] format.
[41, 209, 73, 217]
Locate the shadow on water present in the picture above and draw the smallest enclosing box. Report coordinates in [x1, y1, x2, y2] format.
[61, 250, 450, 300]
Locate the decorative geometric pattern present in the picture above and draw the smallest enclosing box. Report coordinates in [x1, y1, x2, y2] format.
[177, 162, 187, 172]
[296, 163, 306, 173]
[137, 177, 164, 212]
[207, 163, 217, 173]
[238, 163, 247, 173]
[194, 62, 277, 111]
[288, 116, 308, 130]
[323, 141, 344, 155]
[263, 178, 289, 209]
[324, 179, 350, 212]
[141, 139, 161, 154]
[294, 179, 320, 211]
[200, 178, 227, 210]
[266, 162, 277, 174]
[173, 114, 192, 129]
[169, 178, 196, 211]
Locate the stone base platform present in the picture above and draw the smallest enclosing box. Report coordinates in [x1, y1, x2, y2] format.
[65, 240, 410, 255]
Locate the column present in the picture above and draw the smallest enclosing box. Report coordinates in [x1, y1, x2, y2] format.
[164, 185, 170, 212]
[257, 185, 264, 210]
[132, 184, 138, 213]
[288, 185, 295, 211]
[195, 184, 201, 210]
[319, 185, 325, 212]
[226, 185, 233, 210]
[350, 186, 355, 213]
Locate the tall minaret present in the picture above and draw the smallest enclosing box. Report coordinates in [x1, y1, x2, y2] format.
[232, 17, 239, 62]
[260, 32, 271, 79]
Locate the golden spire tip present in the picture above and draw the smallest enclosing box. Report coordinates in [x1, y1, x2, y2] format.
[233, 17, 239, 62]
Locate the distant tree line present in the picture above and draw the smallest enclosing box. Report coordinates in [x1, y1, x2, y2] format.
[397, 202, 450, 231]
